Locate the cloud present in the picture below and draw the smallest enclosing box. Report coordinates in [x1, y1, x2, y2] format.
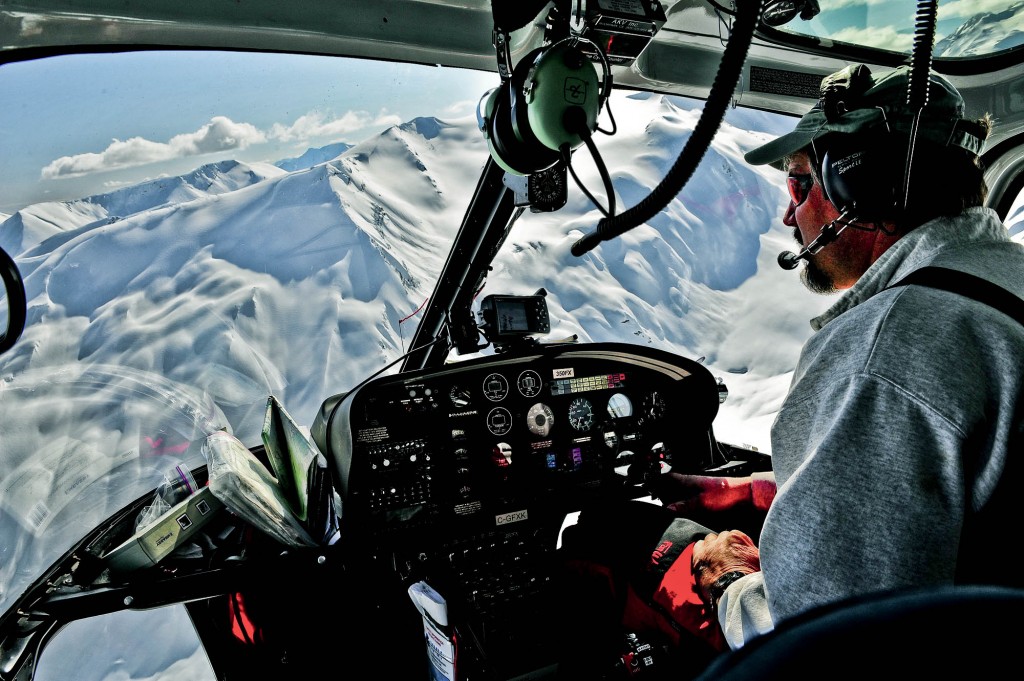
[41, 116, 266, 179]
[40, 109, 404, 181]
[439, 99, 481, 117]
[268, 109, 400, 142]
[832, 25, 916, 52]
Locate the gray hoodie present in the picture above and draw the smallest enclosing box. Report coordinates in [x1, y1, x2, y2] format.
[719, 207, 1024, 648]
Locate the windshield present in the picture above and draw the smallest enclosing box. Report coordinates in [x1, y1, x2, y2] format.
[0, 48, 828, 625]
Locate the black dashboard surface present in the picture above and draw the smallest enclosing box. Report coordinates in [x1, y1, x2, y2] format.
[314, 342, 722, 543]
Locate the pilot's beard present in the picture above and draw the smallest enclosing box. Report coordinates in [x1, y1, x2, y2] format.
[800, 258, 837, 295]
[792, 228, 836, 295]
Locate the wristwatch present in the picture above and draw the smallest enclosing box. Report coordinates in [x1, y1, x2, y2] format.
[708, 571, 750, 614]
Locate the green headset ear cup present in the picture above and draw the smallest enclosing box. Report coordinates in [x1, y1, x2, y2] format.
[481, 87, 499, 140]
[485, 43, 596, 176]
[522, 42, 600, 151]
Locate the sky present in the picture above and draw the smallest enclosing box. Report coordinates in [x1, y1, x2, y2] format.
[0, 51, 497, 212]
[2, 41, 1023, 680]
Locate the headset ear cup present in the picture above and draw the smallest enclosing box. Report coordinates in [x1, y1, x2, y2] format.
[483, 42, 602, 176]
[487, 81, 533, 175]
[486, 52, 560, 176]
[508, 48, 561, 174]
[821, 134, 898, 220]
[523, 43, 601, 151]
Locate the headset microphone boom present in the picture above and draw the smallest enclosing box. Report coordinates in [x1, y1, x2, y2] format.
[777, 210, 855, 270]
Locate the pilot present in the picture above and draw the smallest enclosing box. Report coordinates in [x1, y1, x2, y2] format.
[562, 62, 1024, 659]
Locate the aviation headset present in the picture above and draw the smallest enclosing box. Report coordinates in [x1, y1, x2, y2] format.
[810, 66, 987, 223]
[479, 38, 612, 176]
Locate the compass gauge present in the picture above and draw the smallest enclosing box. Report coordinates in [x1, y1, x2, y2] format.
[528, 164, 567, 212]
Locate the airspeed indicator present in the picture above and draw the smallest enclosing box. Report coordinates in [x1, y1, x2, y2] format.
[568, 397, 594, 431]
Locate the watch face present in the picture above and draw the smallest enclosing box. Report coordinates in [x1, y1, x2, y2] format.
[528, 164, 567, 211]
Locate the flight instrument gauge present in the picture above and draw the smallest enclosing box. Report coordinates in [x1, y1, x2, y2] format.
[483, 373, 509, 401]
[518, 370, 542, 397]
[526, 403, 554, 437]
[607, 393, 633, 419]
[528, 163, 567, 212]
[568, 397, 594, 432]
[449, 385, 471, 407]
[487, 407, 513, 436]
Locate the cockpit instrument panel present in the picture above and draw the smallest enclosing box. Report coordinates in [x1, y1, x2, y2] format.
[315, 342, 720, 540]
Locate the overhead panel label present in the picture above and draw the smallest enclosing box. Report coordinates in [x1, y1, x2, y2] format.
[597, 0, 646, 15]
[749, 65, 823, 100]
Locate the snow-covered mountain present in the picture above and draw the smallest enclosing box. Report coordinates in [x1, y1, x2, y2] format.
[24, 89, 1024, 631]
[0, 95, 825, 457]
[275, 142, 352, 172]
[0, 160, 284, 256]
[936, 0, 1024, 57]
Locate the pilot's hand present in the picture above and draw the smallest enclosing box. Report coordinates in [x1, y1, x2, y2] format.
[653, 473, 753, 514]
[654, 472, 777, 517]
[692, 529, 760, 605]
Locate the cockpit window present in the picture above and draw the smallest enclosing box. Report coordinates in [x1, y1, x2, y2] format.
[0, 46, 823, 678]
[762, 0, 1024, 58]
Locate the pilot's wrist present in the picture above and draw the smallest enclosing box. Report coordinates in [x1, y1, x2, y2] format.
[708, 570, 750, 614]
[751, 472, 776, 511]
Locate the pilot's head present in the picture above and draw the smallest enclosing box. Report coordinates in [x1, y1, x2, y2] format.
[744, 64, 991, 293]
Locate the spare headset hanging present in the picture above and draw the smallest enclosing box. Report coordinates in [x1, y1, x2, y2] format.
[478, 31, 615, 207]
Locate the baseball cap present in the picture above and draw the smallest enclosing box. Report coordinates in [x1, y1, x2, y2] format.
[744, 63, 986, 168]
